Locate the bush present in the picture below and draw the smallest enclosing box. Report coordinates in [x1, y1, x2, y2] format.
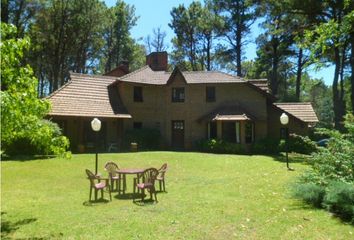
[291, 113, 354, 222]
[4, 120, 70, 156]
[278, 134, 317, 154]
[196, 139, 245, 154]
[323, 181, 354, 222]
[251, 137, 280, 154]
[123, 128, 161, 150]
[292, 182, 326, 207]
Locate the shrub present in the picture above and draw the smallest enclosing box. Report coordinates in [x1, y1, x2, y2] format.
[4, 120, 70, 156]
[278, 134, 317, 154]
[123, 128, 161, 150]
[292, 182, 326, 207]
[323, 181, 354, 222]
[251, 137, 280, 154]
[291, 113, 354, 222]
[196, 139, 245, 154]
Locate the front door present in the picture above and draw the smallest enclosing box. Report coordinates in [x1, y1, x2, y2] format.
[171, 120, 184, 150]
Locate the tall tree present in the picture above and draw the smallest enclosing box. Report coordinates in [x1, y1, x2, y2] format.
[254, 1, 294, 97]
[216, 0, 258, 76]
[299, 0, 351, 129]
[145, 27, 168, 53]
[101, 0, 143, 73]
[29, 0, 107, 93]
[169, 1, 223, 71]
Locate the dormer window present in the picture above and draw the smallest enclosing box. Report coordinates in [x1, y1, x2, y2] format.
[134, 86, 143, 102]
[172, 87, 185, 102]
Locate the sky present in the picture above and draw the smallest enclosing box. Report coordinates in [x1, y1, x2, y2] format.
[104, 0, 333, 85]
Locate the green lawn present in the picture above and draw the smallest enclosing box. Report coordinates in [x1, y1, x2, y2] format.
[1, 152, 353, 239]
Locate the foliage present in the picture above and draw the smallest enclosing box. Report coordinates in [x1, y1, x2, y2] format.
[1, 23, 69, 157]
[196, 139, 246, 154]
[278, 134, 317, 155]
[323, 181, 354, 222]
[169, 1, 224, 71]
[123, 128, 161, 150]
[292, 182, 326, 207]
[292, 114, 354, 221]
[251, 137, 280, 154]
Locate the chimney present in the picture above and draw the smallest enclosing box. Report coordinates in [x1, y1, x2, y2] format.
[146, 51, 168, 71]
[104, 60, 129, 77]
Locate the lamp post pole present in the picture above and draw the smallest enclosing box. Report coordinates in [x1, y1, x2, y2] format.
[91, 118, 101, 175]
[280, 113, 293, 171]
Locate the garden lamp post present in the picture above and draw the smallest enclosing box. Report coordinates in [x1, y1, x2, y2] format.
[280, 113, 293, 170]
[91, 118, 101, 175]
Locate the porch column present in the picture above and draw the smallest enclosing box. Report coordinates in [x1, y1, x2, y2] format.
[216, 120, 222, 139]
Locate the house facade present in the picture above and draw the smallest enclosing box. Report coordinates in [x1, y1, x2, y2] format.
[47, 52, 318, 152]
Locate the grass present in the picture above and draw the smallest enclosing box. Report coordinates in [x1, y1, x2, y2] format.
[1, 152, 353, 239]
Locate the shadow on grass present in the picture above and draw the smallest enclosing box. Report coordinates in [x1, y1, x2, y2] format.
[270, 153, 312, 166]
[133, 199, 158, 206]
[0, 211, 60, 239]
[114, 193, 141, 200]
[82, 198, 110, 206]
[1, 154, 56, 162]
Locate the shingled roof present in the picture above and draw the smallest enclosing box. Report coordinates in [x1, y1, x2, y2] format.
[47, 73, 131, 119]
[273, 102, 318, 123]
[112, 66, 245, 85]
[248, 79, 269, 92]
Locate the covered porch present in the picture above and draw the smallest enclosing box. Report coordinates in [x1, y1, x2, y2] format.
[201, 105, 265, 145]
[51, 116, 128, 153]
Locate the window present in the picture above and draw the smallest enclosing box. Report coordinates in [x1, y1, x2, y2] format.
[222, 122, 240, 143]
[172, 87, 185, 102]
[133, 86, 143, 102]
[245, 122, 255, 143]
[208, 122, 217, 139]
[206, 86, 216, 102]
[133, 122, 142, 129]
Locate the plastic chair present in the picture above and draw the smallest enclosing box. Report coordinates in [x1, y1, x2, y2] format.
[157, 163, 168, 192]
[134, 168, 159, 203]
[104, 162, 124, 193]
[85, 169, 111, 201]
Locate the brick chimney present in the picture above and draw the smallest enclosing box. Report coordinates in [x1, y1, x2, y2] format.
[146, 51, 168, 71]
[104, 60, 129, 77]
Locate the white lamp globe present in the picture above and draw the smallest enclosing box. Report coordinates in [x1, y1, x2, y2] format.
[91, 118, 101, 132]
[280, 113, 289, 125]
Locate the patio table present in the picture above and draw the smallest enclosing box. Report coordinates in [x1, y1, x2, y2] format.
[117, 168, 145, 194]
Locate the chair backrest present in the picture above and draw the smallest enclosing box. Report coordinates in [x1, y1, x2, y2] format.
[142, 168, 159, 185]
[158, 163, 168, 179]
[104, 162, 119, 177]
[85, 169, 96, 186]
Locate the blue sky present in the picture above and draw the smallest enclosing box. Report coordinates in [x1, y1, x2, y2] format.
[104, 0, 333, 85]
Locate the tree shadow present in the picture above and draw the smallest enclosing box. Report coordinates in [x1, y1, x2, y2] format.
[1, 212, 38, 239]
[133, 199, 158, 206]
[82, 198, 110, 206]
[114, 193, 141, 200]
[1, 154, 56, 162]
[271, 153, 312, 166]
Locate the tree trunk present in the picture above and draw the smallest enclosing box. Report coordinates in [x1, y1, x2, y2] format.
[236, 26, 242, 76]
[1, 0, 9, 23]
[332, 47, 343, 130]
[351, 33, 354, 113]
[270, 38, 279, 96]
[295, 48, 303, 101]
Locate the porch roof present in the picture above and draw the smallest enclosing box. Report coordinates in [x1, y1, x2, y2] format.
[46, 72, 132, 119]
[198, 105, 255, 122]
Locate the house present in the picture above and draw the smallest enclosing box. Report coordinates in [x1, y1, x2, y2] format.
[47, 52, 318, 152]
